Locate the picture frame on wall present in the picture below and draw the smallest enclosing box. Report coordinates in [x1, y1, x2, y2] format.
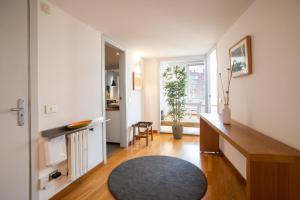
[229, 35, 252, 77]
[133, 72, 142, 90]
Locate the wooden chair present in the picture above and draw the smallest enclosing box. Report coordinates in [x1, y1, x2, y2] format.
[132, 121, 153, 146]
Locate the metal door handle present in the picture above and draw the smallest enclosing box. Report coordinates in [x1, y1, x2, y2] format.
[10, 98, 25, 126]
[10, 108, 24, 111]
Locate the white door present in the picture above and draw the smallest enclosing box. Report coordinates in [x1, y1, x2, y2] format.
[0, 1, 30, 199]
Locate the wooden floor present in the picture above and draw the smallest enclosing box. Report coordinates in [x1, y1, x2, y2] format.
[52, 134, 246, 200]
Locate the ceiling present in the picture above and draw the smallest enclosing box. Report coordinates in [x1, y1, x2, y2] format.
[49, 0, 254, 58]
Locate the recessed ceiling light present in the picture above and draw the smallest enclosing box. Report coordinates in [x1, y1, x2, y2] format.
[116, 52, 120, 56]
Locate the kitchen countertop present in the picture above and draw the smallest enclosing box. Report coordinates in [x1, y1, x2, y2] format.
[106, 107, 119, 111]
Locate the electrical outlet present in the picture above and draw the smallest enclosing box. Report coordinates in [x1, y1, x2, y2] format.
[45, 104, 58, 114]
[39, 176, 49, 190]
[49, 169, 59, 181]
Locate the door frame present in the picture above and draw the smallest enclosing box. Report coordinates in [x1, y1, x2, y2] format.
[101, 35, 127, 163]
[29, 0, 39, 199]
[206, 46, 219, 114]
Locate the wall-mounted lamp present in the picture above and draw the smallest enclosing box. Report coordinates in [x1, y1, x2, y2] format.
[133, 72, 142, 90]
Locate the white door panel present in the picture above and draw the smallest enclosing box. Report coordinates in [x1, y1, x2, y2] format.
[0, 1, 30, 199]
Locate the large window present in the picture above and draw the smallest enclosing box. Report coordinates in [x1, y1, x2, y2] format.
[160, 54, 218, 135]
[160, 59, 206, 124]
[185, 62, 206, 117]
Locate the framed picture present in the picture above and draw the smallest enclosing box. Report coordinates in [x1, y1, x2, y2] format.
[229, 36, 252, 77]
[133, 72, 142, 90]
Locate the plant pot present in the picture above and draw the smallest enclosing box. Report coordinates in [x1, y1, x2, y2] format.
[172, 125, 183, 139]
[222, 104, 231, 125]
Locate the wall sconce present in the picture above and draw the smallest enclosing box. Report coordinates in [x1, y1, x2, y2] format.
[133, 72, 142, 90]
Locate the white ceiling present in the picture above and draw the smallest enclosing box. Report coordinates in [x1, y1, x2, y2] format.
[49, 0, 254, 58]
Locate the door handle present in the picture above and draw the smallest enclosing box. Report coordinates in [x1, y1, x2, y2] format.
[10, 98, 25, 126]
[10, 108, 24, 111]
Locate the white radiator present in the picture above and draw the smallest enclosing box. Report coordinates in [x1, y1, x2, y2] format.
[67, 129, 89, 181]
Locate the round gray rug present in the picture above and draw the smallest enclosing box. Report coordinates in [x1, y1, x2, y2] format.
[108, 156, 207, 200]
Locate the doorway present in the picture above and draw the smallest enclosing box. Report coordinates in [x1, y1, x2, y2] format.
[102, 38, 127, 161]
[105, 44, 122, 156]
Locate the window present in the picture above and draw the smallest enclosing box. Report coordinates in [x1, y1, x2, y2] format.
[160, 59, 206, 123]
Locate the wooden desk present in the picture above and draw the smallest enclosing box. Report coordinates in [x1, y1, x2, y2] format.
[200, 113, 300, 200]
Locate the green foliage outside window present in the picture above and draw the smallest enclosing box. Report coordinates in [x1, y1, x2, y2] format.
[162, 66, 187, 125]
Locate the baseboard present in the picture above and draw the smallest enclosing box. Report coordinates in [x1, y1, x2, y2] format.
[50, 162, 104, 200]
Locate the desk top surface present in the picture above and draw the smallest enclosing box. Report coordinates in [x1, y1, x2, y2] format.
[200, 113, 300, 161]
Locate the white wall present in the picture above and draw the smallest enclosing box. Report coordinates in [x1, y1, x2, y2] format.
[126, 51, 144, 142]
[38, 1, 103, 199]
[143, 58, 160, 130]
[217, 0, 300, 178]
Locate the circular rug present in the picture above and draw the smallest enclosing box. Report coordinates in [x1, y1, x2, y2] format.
[108, 156, 207, 200]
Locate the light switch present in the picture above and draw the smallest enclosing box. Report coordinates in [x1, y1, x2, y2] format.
[45, 104, 58, 114]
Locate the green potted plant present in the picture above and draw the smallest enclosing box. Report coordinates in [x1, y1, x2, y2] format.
[163, 65, 187, 139]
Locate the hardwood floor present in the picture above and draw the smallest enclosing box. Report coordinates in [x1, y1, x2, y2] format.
[52, 134, 246, 200]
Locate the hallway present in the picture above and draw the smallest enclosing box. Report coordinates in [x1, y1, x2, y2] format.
[52, 134, 246, 200]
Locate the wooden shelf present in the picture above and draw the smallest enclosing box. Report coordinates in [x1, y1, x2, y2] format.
[200, 113, 300, 162]
[200, 113, 300, 200]
[41, 124, 97, 139]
